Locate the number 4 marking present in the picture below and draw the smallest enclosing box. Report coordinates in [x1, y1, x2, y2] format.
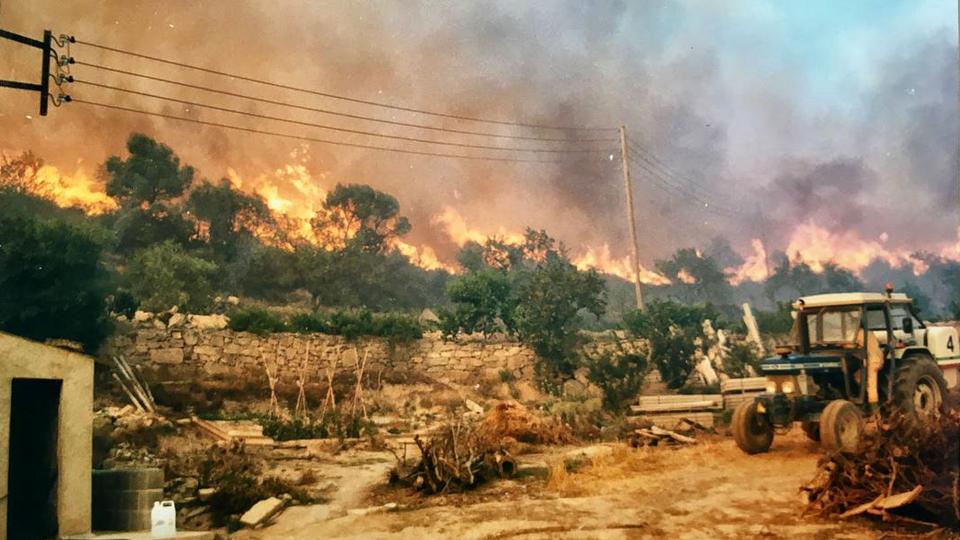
[949, 336, 955, 353]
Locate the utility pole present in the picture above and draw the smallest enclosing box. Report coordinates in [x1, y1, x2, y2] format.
[619, 125, 644, 310]
[0, 29, 55, 115]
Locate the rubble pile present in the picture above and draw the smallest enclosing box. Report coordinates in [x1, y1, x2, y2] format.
[803, 409, 960, 530]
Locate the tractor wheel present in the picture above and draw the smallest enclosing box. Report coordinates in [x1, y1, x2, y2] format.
[801, 421, 820, 442]
[893, 354, 946, 430]
[820, 400, 863, 453]
[732, 401, 773, 454]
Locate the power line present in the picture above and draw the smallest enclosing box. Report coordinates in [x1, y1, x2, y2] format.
[72, 97, 606, 164]
[75, 39, 617, 132]
[627, 139, 732, 204]
[625, 144, 745, 217]
[626, 151, 741, 219]
[75, 79, 612, 155]
[76, 61, 617, 144]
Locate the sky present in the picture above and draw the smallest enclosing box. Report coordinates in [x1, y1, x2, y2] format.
[0, 0, 957, 276]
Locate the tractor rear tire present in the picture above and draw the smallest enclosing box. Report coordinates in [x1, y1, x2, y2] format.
[893, 354, 946, 431]
[732, 401, 773, 454]
[820, 400, 863, 453]
[801, 421, 820, 442]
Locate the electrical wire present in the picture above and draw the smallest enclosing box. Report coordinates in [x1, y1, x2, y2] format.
[625, 145, 744, 217]
[75, 79, 612, 155]
[75, 39, 617, 132]
[72, 97, 609, 164]
[626, 152, 741, 219]
[75, 61, 614, 144]
[627, 139, 733, 206]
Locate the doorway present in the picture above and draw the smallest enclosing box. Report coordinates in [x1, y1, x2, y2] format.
[8, 378, 61, 540]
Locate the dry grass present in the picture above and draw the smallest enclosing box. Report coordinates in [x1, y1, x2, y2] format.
[544, 440, 730, 497]
[476, 401, 574, 448]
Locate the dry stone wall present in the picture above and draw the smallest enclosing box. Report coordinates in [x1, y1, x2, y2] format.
[108, 322, 647, 389]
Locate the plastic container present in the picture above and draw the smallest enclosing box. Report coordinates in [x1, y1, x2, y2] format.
[151, 500, 176, 538]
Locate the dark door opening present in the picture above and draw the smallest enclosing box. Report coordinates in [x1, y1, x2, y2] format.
[8, 378, 61, 540]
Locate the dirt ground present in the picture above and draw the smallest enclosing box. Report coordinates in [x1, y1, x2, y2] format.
[232, 429, 890, 540]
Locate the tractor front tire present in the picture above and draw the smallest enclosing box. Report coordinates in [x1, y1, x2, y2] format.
[733, 401, 773, 454]
[820, 400, 863, 453]
[893, 354, 947, 431]
[801, 421, 820, 442]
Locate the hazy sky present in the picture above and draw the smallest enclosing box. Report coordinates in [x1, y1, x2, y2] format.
[0, 0, 957, 270]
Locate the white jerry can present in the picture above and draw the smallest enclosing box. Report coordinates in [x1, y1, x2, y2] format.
[151, 500, 177, 538]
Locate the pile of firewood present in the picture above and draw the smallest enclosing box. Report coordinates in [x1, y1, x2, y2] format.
[390, 420, 516, 494]
[803, 409, 960, 530]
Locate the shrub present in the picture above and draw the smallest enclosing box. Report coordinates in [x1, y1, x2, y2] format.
[585, 351, 648, 411]
[198, 444, 307, 525]
[127, 241, 217, 313]
[260, 411, 377, 441]
[288, 311, 329, 333]
[0, 214, 113, 352]
[624, 300, 719, 390]
[227, 306, 287, 334]
[371, 312, 423, 343]
[109, 288, 140, 319]
[724, 341, 763, 378]
[754, 302, 794, 335]
[328, 308, 375, 340]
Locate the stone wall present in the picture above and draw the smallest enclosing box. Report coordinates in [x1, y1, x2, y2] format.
[107, 322, 646, 388]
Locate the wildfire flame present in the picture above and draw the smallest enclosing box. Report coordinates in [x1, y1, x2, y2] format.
[35, 165, 117, 214]
[727, 238, 770, 285]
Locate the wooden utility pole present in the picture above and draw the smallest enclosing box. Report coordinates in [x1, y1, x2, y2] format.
[619, 125, 644, 310]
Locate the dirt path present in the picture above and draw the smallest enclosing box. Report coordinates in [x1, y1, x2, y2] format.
[236, 431, 882, 539]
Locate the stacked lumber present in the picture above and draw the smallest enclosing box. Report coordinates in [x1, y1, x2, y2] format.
[111, 355, 156, 413]
[629, 394, 722, 428]
[192, 417, 275, 446]
[803, 410, 960, 530]
[720, 377, 767, 411]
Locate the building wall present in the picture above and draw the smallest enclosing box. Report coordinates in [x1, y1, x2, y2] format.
[0, 332, 94, 538]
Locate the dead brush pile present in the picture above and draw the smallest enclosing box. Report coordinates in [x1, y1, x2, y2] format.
[391, 401, 572, 495]
[475, 401, 574, 448]
[803, 409, 960, 530]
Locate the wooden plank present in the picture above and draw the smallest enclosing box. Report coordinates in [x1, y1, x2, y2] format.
[720, 377, 767, 394]
[634, 394, 722, 413]
[723, 393, 763, 411]
[628, 411, 715, 429]
[631, 400, 722, 413]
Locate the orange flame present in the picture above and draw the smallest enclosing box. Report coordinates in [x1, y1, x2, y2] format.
[34, 165, 117, 214]
[726, 238, 770, 285]
[783, 222, 928, 275]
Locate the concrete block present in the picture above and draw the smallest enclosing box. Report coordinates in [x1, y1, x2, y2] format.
[97, 488, 164, 510]
[93, 468, 164, 491]
[239, 497, 285, 527]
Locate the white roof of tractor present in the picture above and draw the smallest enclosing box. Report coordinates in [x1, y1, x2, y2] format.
[796, 292, 910, 309]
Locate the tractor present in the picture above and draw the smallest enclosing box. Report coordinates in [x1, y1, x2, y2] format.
[733, 288, 958, 454]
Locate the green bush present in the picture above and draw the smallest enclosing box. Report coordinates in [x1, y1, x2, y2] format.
[0, 214, 113, 352]
[260, 411, 376, 441]
[198, 445, 309, 525]
[227, 306, 287, 334]
[127, 241, 217, 313]
[754, 302, 794, 335]
[724, 341, 764, 378]
[109, 288, 140, 319]
[371, 312, 423, 343]
[585, 351, 647, 411]
[623, 300, 719, 390]
[288, 311, 329, 333]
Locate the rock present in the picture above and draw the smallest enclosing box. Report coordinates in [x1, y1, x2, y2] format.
[188, 314, 229, 330]
[167, 313, 186, 328]
[133, 310, 154, 322]
[465, 399, 484, 414]
[239, 497, 286, 527]
[198, 487, 217, 502]
[226, 295, 240, 305]
[150, 348, 184, 365]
